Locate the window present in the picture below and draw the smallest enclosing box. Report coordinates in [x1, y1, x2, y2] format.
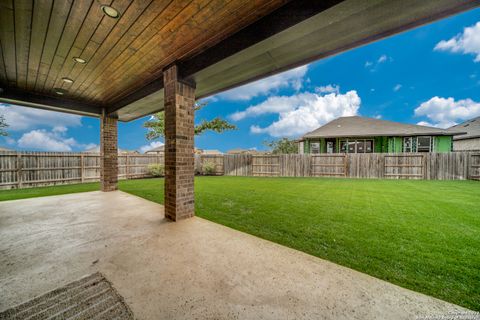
[326, 141, 335, 153]
[403, 137, 412, 152]
[347, 141, 356, 153]
[340, 139, 374, 153]
[356, 140, 365, 153]
[310, 142, 320, 154]
[417, 136, 431, 152]
[365, 140, 373, 153]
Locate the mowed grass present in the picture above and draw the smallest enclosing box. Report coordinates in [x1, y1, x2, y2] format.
[0, 182, 99, 201]
[118, 177, 480, 310]
[0, 177, 479, 310]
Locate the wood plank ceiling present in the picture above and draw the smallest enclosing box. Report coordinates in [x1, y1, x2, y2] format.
[0, 0, 288, 109]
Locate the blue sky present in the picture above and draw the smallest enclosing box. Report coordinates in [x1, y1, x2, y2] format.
[1, 8, 480, 153]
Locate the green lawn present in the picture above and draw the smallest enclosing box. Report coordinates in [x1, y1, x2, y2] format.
[1, 177, 479, 310]
[0, 182, 100, 201]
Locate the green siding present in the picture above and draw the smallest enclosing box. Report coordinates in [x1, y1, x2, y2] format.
[304, 136, 452, 153]
[320, 138, 326, 153]
[374, 136, 389, 153]
[387, 137, 403, 153]
[435, 136, 452, 152]
[304, 140, 310, 154]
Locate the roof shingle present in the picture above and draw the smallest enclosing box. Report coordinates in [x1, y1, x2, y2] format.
[303, 116, 460, 139]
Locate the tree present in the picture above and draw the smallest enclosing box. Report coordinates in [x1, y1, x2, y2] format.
[0, 114, 8, 136]
[264, 137, 298, 154]
[144, 101, 236, 140]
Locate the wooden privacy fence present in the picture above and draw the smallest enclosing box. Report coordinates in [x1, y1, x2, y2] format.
[471, 154, 480, 180]
[0, 152, 163, 189]
[1, 151, 479, 189]
[220, 152, 480, 181]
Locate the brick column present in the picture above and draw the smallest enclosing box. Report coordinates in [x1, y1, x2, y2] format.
[100, 112, 118, 192]
[163, 65, 195, 221]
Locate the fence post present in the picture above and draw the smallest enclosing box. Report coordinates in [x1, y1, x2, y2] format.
[16, 153, 22, 189]
[423, 154, 427, 180]
[126, 154, 130, 180]
[80, 154, 84, 183]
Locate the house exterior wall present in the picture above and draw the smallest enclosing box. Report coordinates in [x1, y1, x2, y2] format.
[302, 135, 453, 153]
[452, 138, 480, 151]
[434, 136, 452, 152]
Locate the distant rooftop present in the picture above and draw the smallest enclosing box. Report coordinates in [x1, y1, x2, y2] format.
[84, 146, 137, 154]
[448, 117, 480, 140]
[145, 145, 165, 153]
[303, 116, 462, 139]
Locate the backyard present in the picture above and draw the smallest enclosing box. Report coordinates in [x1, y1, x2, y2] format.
[0, 177, 479, 311]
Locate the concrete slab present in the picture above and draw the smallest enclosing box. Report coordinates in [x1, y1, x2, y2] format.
[0, 191, 469, 319]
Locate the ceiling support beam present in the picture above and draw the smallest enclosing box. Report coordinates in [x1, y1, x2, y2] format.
[0, 88, 101, 117]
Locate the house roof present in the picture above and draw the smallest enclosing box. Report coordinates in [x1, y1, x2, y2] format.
[84, 146, 137, 154]
[145, 145, 165, 153]
[202, 150, 223, 155]
[447, 117, 480, 140]
[303, 116, 462, 139]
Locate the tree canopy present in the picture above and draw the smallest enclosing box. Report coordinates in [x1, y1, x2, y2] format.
[0, 114, 8, 137]
[144, 101, 236, 140]
[264, 138, 298, 154]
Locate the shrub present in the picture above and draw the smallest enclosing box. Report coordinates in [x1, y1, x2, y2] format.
[147, 163, 164, 177]
[202, 161, 216, 175]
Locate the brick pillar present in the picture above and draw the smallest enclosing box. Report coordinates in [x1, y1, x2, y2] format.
[163, 65, 195, 221]
[100, 112, 118, 192]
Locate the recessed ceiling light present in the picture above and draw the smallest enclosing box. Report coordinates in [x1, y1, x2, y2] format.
[62, 77, 74, 84]
[73, 57, 87, 64]
[54, 88, 67, 95]
[101, 5, 120, 18]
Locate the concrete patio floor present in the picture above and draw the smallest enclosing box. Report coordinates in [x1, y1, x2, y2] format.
[0, 191, 469, 319]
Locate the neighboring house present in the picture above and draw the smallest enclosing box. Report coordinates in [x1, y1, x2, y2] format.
[227, 148, 269, 155]
[299, 116, 461, 154]
[84, 146, 138, 154]
[0, 147, 12, 152]
[201, 149, 223, 155]
[145, 145, 164, 155]
[145, 145, 205, 154]
[448, 117, 480, 151]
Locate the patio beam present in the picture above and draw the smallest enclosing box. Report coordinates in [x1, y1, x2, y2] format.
[163, 65, 195, 221]
[100, 110, 118, 192]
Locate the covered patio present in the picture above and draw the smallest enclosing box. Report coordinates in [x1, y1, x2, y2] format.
[1, 0, 480, 318]
[0, 191, 468, 319]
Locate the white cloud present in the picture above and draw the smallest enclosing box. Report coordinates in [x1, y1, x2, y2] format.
[237, 90, 360, 137]
[365, 54, 392, 71]
[18, 129, 78, 151]
[216, 65, 308, 101]
[374, 114, 382, 119]
[0, 103, 82, 131]
[83, 143, 97, 150]
[416, 121, 437, 127]
[414, 96, 480, 128]
[315, 84, 340, 95]
[377, 55, 388, 63]
[434, 21, 480, 62]
[139, 141, 164, 154]
[393, 84, 402, 92]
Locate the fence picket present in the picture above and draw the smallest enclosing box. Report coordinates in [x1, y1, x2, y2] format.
[0, 151, 478, 189]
